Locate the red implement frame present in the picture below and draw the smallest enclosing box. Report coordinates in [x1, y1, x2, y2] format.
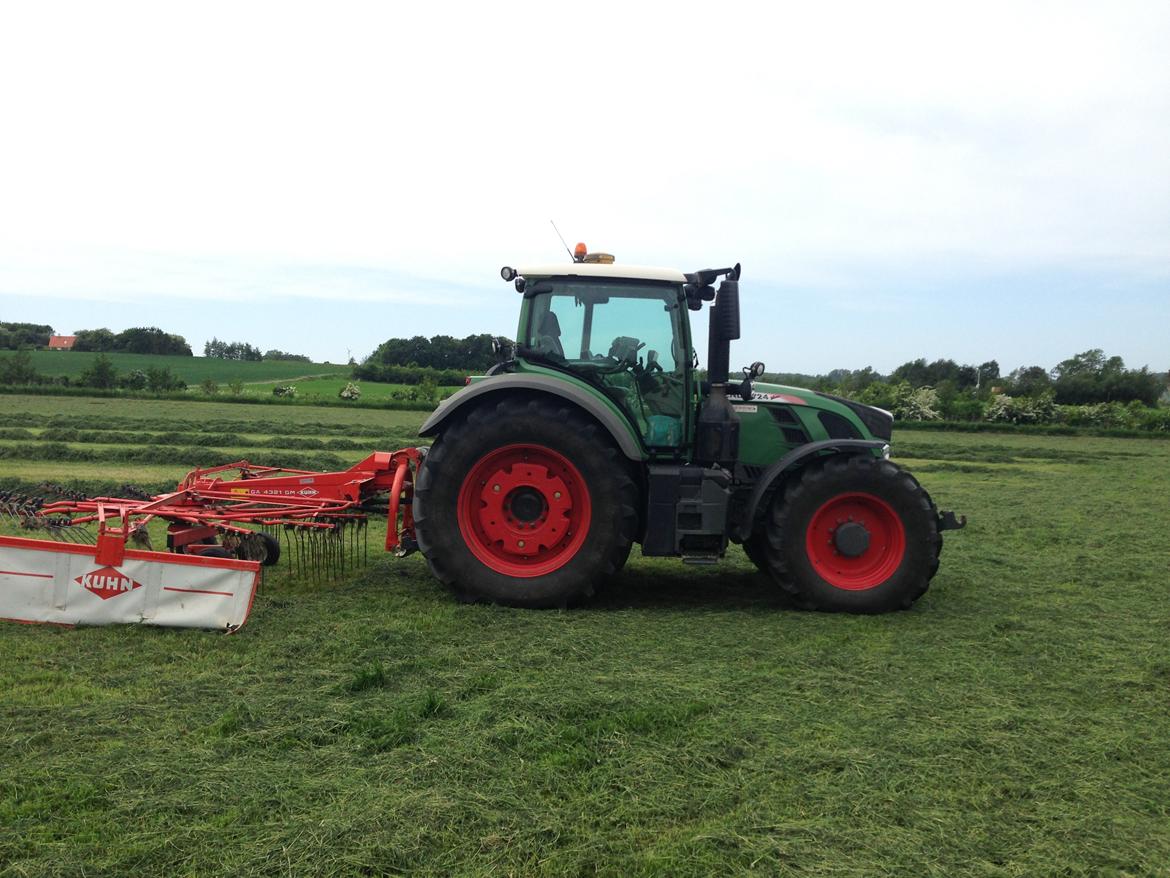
[30, 448, 425, 566]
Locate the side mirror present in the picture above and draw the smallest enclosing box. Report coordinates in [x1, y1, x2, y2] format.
[716, 279, 740, 342]
[739, 361, 764, 401]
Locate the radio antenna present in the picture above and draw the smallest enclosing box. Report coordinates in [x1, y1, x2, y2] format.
[549, 220, 574, 260]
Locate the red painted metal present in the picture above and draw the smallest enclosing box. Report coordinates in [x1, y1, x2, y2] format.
[26, 449, 426, 569]
[804, 492, 906, 590]
[456, 443, 591, 578]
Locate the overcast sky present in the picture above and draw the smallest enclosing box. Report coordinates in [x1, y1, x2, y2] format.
[1, 1, 1167, 374]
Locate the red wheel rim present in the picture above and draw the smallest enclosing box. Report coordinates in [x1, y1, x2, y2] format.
[456, 443, 592, 578]
[804, 492, 906, 590]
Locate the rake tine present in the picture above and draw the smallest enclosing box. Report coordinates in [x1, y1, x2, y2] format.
[314, 527, 324, 582]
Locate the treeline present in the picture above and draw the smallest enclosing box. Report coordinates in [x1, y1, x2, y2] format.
[359, 334, 496, 373]
[204, 338, 262, 361]
[0, 322, 53, 349]
[73, 327, 192, 356]
[351, 362, 469, 386]
[204, 338, 312, 362]
[0, 351, 186, 391]
[765, 350, 1166, 408]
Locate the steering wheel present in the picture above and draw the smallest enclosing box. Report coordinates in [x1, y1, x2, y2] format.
[607, 336, 645, 369]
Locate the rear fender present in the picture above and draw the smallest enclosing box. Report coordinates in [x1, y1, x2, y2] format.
[418, 373, 646, 461]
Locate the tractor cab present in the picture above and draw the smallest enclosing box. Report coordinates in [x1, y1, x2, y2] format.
[510, 261, 693, 449]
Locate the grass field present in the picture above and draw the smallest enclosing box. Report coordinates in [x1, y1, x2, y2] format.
[2, 394, 1168, 875]
[242, 376, 458, 403]
[3, 350, 350, 385]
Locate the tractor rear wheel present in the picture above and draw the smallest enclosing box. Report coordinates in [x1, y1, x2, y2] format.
[763, 455, 940, 613]
[413, 396, 638, 608]
[741, 533, 769, 572]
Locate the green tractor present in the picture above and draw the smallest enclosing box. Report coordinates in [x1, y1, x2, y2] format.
[413, 248, 965, 611]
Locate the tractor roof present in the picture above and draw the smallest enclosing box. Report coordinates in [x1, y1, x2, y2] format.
[515, 263, 688, 283]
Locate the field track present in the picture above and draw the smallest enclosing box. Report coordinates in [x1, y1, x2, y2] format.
[2, 394, 1168, 875]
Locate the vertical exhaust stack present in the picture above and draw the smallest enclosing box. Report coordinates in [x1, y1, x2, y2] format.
[696, 274, 742, 468]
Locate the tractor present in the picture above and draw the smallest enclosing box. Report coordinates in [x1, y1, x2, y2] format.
[412, 246, 966, 611]
[0, 247, 968, 630]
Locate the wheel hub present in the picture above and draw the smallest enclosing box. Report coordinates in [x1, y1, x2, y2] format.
[456, 444, 592, 577]
[832, 521, 870, 558]
[804, 492, 907, 590]
[506, 487, 547, 524]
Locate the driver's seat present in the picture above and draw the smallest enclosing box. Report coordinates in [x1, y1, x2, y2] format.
[536, 311, 564, 358]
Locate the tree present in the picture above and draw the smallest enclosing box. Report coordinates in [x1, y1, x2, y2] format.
[79, 354, 118, 388]
[0, 322, 53, 349]
[73, 328, 118, 352]
[1049, 349, 1158, 405]
[365, 333, 497, 371]
[115, 327, 192, 356]
[263, 349, 311, 363]
[205, 338, 262, 360]
[891, 359, 931, 387]
[146, 366, 185, 392]
[0, 350, 40, 384]
[1007, 366, 1051, 397]
[121, 369, 148, 391]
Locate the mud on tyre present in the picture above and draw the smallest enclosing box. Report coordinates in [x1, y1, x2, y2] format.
[412, 395, 639, 608]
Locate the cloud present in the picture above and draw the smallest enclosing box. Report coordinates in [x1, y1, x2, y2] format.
[0, 1, 1166, 371]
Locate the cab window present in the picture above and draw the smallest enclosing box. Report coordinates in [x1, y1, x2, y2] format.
[524, 281, 687, 448]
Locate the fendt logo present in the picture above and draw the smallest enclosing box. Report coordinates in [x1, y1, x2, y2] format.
[75, 566, 143, 600]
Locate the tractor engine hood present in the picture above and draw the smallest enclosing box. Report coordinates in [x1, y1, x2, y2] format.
[747, 382, 894, 442]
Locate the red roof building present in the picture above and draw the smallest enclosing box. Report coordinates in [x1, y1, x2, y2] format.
[48, 335, 77, 350]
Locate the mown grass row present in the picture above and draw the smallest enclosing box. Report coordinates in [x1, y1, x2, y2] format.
[0, 383, 437, 411]
[0, 427, 422, 451]
[3, 397, 1170, 874]
[0, 441, 351, 472]
[896, 417, 1170, 439]
[1, 410, 425, 437]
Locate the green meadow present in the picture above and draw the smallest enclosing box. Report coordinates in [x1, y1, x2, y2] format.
[1, 394, 1168, 875]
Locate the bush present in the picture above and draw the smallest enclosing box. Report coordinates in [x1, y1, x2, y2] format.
[893, 385, 941, 421]
[146, 366, 186, 392]
[0, 350, 41, 385]
[121, 370, 148, 391]
[273, 385, 297, 398]
[854, 381, 899, 410]
[200, 379, 220, 395]
[338, 382, 361, 400]
[1139, 408, 1170, 432]
[1059, 402, 1136, 429]
[943, 397, 985, 422]
[79, 354, 118, 389]
[987, 393, 1050, 425]
[351, 362, 468, 387]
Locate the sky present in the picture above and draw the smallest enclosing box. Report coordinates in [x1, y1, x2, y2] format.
[1, 1, 1167, 375]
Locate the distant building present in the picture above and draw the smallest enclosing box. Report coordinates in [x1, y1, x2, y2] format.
[47, 335, 77, 350]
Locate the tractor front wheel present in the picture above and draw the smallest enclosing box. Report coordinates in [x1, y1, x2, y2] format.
[413, 396, 638, 608]
[763, 455, 940, 613]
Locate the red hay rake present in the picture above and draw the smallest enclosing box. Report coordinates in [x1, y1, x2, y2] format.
[1, 449, 425, 583]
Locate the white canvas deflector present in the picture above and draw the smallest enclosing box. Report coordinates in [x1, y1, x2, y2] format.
[0, 535, 261, 632]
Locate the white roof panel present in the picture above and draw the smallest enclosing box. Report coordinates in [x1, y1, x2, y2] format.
[513, 262, 687, 283]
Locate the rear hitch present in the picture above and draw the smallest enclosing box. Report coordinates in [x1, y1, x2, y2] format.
[937, 510, 967, 532]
